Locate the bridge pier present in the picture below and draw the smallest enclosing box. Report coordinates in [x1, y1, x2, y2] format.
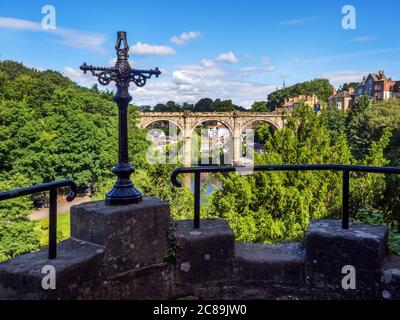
[183, 115, 192, 167]
[183, 134, 192, 167]
[233, 129, 241, 165]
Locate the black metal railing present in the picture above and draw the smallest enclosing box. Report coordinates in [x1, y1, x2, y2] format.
[171, 164, 400, 230]
[0, 180, 78, 259]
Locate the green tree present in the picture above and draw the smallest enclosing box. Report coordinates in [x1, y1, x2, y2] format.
[0, 174, 40, 262]
[251, 101, 271, 112]
[369, 98, 400, 165]
[368, 99, 400, 222]
[267, 79, 334, 110]
[153, 103, 167, 112]
[194, 98, 213, 112]
[346, 95, 372, 159]
[211, 99, 235, 112]
[320, 106, 346, 143]
[338, 82, 358, 93]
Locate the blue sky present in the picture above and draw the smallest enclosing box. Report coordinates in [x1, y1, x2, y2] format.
[0, 0, 399, 107]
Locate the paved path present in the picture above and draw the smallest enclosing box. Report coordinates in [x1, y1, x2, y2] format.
[28, 196, 91, 220]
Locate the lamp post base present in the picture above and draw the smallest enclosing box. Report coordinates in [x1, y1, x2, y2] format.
[105, 162, 143, 205]
[105, 186, 143, 205]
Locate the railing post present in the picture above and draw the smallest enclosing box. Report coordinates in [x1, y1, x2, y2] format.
[194, 172, 201, 229]
[48, 188, 58, 259]
[171, 165, 400, 233]
[342, 170, 350, 230]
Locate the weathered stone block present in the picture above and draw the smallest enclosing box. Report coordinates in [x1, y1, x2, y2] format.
[94, 263, 171, 300]
[305, 219, 388, 298]
[235, 242, 304, 286]
[381, 254, 400, 300]
[0, 239, 104, 300]
[71, 197, 171, 276]
[174, 219, 235, 286]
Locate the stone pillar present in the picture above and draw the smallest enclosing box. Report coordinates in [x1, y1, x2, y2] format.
[183, 113, 192, 167]
[305, 219, 388, 299]
[71, 197, 170, 276]
[70, 197, 172, 299]
[183, 134, 192, 167]
[232, 129, 241, 165]
[172, 219, 235, 298]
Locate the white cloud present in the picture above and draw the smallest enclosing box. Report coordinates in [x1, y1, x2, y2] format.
[172, 70, 197, 85]
[54, 29, 106, 52]
[239, 57, 275, 74]
[201, 59, 216, 68]
[0, 16, 106, 52]
[170, 31, 201, 46]
[216, 52, 239, 64]
[159, 68, 171, 76]
[63, 66, 97, 86]
[318, 70, 365, 87]
[130, 42, 175, 56]
[0, 17, 41, 30]
[351, 36, 377, 42]
[129, 59, 276, 108]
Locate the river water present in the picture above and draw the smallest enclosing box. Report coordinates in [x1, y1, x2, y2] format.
[185, 172, 222, 199]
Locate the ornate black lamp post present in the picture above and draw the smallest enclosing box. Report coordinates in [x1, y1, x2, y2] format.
[80, 31, 161, 205]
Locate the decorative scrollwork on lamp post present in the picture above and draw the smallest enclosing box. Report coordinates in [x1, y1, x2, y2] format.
[80, 31, 161, 205]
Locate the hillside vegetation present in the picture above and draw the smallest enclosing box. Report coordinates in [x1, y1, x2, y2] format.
[0, 61, 148, 260]
[267, 78, 334, 110]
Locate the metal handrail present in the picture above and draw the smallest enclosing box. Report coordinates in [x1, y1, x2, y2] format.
[0, 180, 78, 259]
[171, 164, 400, 230]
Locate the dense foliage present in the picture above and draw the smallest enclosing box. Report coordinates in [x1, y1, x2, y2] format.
[250, 101, 274, 112]
[140, 98, 247, 112]
[267, 79, 334, 110]
[0, 174, 39, 261]
[338, 82, 358, 92]
[0, 61, 148, 261]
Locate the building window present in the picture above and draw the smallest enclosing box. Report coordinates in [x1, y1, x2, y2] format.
[336, 102, 342, 110]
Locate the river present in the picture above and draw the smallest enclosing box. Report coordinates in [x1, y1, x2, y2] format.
[185, 172, 222, 200]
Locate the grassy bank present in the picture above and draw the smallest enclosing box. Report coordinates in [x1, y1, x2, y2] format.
[35, 212, 70, 248]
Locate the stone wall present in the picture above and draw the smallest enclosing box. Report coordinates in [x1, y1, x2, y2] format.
[0, 197, 399, 300]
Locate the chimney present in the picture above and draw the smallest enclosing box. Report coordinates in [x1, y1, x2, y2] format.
[378, 70, 385, 80]
[348, 87, 355, 94]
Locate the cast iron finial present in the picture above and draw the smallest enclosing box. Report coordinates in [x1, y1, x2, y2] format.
[80, 31, 161, 205]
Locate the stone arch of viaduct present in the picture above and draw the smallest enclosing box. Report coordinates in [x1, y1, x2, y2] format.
[138, 111, 286, 166]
